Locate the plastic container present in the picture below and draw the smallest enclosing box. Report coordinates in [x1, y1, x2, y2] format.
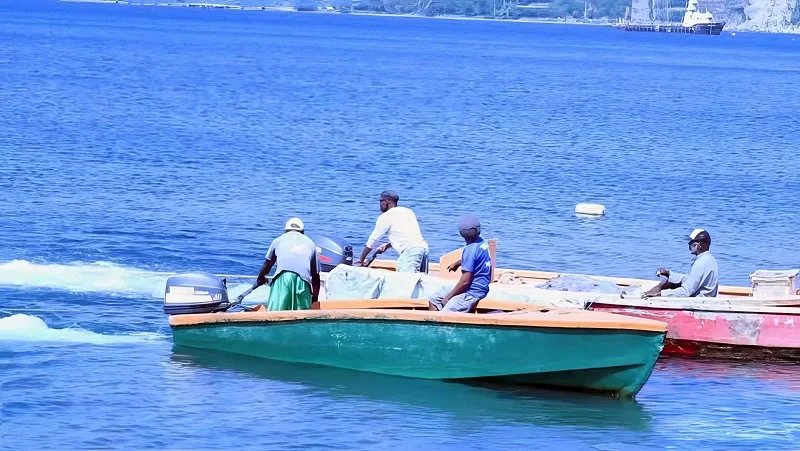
[749, 269, 800, 297]
[575, 203, 606, 216]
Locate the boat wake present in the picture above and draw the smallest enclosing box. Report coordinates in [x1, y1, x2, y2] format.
[0, 259, 269, 302]
[0, 260, 170, 298]
[0, 314, 166, 345]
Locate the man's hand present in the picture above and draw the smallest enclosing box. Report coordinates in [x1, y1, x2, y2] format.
[642, 288, 661, 298]
[375, 243, 390, 255]
[447, 261, 461, 272]
[441, 296, 452, 308]
[256, 274, 267, 287]
[656, 268, 670, 278]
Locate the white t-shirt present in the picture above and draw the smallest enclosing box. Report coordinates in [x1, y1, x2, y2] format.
[366, 206, 427, 254]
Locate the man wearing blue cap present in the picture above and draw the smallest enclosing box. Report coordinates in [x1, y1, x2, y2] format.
[428, 215, 493, 312]
[643, 228, 719, 298]
[359, 190, 429, 273]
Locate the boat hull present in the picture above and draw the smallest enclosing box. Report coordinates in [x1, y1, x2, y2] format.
[171, 309, 665, 398]
[365, 253, 800, 361]
[615, 22, 725, 35]
[691, 22, 725, 35]
[590, 302, 800, 360]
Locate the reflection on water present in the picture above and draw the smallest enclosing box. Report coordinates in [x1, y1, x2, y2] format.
[656, 356, 800, 389]
[171, 346, 654, 432]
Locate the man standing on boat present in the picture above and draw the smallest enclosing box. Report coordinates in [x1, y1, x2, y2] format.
[643, 229, 719, 298]
[359, 190, 429, 273]
[256, 218, 321, 311]
[428, 215, 492, 312]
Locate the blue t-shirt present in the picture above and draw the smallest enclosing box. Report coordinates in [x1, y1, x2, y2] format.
[461, 237, 492, 299]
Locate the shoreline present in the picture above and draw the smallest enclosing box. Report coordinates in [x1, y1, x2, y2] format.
[58, 0, 800, 34]
[58, 0, 614, 25]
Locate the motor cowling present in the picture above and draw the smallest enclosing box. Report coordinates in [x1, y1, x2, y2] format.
[163, 273, 229, 315]
[308, 234, 354, 273]
[163, 235, 353, 315]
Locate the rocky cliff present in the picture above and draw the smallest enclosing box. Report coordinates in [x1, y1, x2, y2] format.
[699, 0, 799, 31]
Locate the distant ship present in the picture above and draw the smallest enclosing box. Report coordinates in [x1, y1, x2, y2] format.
[616, 0, 726, 35]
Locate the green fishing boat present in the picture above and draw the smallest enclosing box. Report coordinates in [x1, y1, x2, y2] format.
[168, 295, 666, 398]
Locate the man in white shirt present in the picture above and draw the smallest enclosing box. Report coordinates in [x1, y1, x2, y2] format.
[359, 190, 429, 273]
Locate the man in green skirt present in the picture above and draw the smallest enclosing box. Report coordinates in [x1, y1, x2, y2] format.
[256, 218, 321, 311]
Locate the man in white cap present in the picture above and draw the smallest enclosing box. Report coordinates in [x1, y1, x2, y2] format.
[255, 218, 321, 310]
[644, 228, 719, 298]
[359, 190, 429, 273]
[428, 214, 492, 312]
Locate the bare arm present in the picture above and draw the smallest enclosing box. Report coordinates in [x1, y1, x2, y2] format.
[310, 255, 320, 302]
[359, 246, 373, 265]
[643, 269, 681, 297]
[643, 278, 680, 297]
[360, 243, 392, 265]
[257, 255, 277, 286]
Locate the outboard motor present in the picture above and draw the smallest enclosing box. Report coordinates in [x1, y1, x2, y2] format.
[163, 235, 353, 316]
[163, 273, 230, 315]
[308, 234, 353, 272]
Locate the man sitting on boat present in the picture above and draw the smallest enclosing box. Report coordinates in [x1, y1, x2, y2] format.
[255, 218, 321, 311]
[428, 215, 492, 312]
[359, 190, 429, 273]
[643, 229, 719, 298]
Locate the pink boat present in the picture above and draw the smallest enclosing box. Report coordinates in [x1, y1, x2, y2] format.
[369, 241, 800, 360]
[588, 297, 800, 360]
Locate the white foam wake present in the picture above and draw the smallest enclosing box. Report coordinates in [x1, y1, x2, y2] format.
[0, 259, 270, 304]
[0, 314, 165, 345]
[0, 260, 169, 298]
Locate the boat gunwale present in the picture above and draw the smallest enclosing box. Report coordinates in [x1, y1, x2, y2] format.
[589, 298, 800, 315]
[168, 303, 668, 333]
[170, 316, 668, 342]
[367, 256, 755, 296]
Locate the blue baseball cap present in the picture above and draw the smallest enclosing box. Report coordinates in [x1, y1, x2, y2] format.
[458, 214, 481, 232]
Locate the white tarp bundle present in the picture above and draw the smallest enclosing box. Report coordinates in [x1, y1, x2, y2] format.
[324, 266, 386, 300]
[324, 265, 572, 305]
[325, 265, 450, 300]
[535, 274, 641, 296]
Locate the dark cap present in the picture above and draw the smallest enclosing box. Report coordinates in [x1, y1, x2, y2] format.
[688, 228, 711, 244]
[380, 190, 399, 202]
[458, 214, 481, 232]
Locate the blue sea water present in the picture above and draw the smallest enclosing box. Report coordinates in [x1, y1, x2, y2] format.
[2, 2, 800, 449]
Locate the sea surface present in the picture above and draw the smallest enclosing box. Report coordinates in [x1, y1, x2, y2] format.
[2, 2, 800, 449]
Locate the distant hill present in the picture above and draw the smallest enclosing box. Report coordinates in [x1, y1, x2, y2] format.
[114, 0, 800, 32]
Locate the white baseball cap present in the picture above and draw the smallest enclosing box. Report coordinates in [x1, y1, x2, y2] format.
[285, 217, 304, 232]
[688, 228, 711, 243]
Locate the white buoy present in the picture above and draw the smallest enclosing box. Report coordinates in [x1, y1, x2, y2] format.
[575, 203, 606, 216]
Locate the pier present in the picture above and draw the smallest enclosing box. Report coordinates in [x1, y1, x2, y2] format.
[620, 23, 696, 32]
[617, 22, 725, 34]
